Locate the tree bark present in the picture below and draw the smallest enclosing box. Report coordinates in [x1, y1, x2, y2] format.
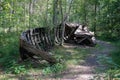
[94, 0, 97, 36]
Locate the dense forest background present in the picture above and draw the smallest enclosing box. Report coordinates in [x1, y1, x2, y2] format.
[0, 0, 120, 79]
[0, 0, 120, 39]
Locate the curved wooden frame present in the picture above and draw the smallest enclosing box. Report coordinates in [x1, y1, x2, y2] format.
[19, 23, 96, 64]
[19, 27, 57, 64]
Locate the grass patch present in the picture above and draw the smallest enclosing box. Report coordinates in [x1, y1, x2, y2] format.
[41, 46, 89, 76]
[52, 46, 89, 65]
[111, 49, 120, 66]
[111, 41, 120, 66]
[95, 40, 120, 79]
[0, 32, 22, 74]
[42, 63, 66, 75]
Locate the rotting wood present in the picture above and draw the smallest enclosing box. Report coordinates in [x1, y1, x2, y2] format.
[20, 23, 96, 64]
[20, 28, 57, 64]
[20, 39, 56, 64]
[64, 23, 96, 46]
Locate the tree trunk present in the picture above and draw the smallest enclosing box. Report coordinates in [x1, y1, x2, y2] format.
[83, 0, 87, 23]
[53, 0, 58, 44]
[94, 0, 97, 36]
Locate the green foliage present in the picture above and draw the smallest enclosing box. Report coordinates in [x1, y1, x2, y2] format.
[106, 69, 120, 79]
[0, 32, 28, 74]
[111, 41, 120, 66]
[6, 60, 27, 74]
[97, 54, 120, 69]
[42, 63, 66, 75]
[96, 41, 120, 79]
[42, 46, 89, 75]
[97, 31, 120, 42]
[96, 54, 120, 79]
[97, 0, 120, 40]
[111, 50, 120, 66]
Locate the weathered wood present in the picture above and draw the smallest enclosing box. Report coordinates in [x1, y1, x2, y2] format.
[20, 28, 57, 64]
[64, 23, 96, 46]
[64, 23, 79, 41]
[20, 39, 56, 64]
[55, 26, 62, 45]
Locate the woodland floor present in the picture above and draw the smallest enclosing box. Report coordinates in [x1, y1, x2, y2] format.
[0, 40, 115, 80]
[66, 40, 115, 80]
[51, 40, 115, 80]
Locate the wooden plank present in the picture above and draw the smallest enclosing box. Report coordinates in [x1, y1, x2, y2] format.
[77, 36, 89, 44]
[20, 39, 57, 64]
[55, 27, 61, 44]
[47, 29, 53, 48]
[30, 29, 36, 46]
[44, 31, 51, 50]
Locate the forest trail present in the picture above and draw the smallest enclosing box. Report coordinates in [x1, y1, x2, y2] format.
[0, 40, 115, 80]
[52, 40, 115, 80]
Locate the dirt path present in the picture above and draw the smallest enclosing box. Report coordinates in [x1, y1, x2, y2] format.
[54, 40, 115, 80]
[0, 40, 115, 80]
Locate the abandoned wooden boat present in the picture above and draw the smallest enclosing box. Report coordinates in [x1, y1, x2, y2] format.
[19, 23, 96, 64]
[19, 27, 57, 64]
